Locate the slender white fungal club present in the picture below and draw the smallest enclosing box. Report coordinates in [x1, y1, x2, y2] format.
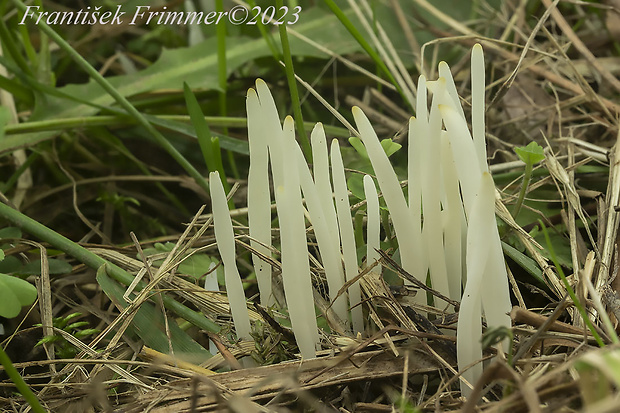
[246, 87, 274, 306]
[274, 117, 319, 358]
[210, 171, 251, 341]
[331, 139, 364, 334]
[363, 175, 380, 267]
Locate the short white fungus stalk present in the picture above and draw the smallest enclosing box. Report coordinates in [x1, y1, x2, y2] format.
[308, 124, 348, 324]
[210, 171, 252, 341]
[311, 124, 341, 251]
[407, 75, 428, 284]
[331, 139, 364, 334]
[274, 117, 319, 358]
[246, 87, 274, 306]
[363, 175, 380, 267]
[203, 261, 220, 355]
[440, 132, 465, 299]
[438, 61, 465, 120]
[255, 79, 285, 189]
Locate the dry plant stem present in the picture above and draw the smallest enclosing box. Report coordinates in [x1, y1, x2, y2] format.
[582, 252, 619, 344]
[461, 360, 542, 413]
[348, 0, 416, 106]
[378, 250, 459, 309]
[25, 240, 55, 370]
[595, 131, 620, 291]
[510, 306, 592, 336]
[489, 0, 559, 108]
[414, 0, 620, 115]
[541, 0, 620, 94]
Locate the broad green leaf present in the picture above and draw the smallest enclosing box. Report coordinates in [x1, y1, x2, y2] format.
[348, 136, 368, 159]
[515, 142, 545, 165]
[380, 139, 402, 157]
[0, 226, 22, 239]
[179, 254, 218, 281]
[348, 137, 401, 160]
[0, 273, 38, 318]
[19, 258, 73, 275]
[0, 255, 22, 273]
[534, 230, 573, 269]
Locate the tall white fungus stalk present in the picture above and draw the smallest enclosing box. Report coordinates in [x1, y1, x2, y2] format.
[210, 171, 251, 340]
[274, 117, 320, 358]
[331, 139, 364, 334]
[246, 87, 273, 306]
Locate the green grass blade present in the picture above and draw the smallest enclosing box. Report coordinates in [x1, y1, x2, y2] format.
[183, 83, 228, 193]
[8, 0, 210, 195]
[539, 220, 605, 347]
[0, 202, 220, 334]
[323, 0, 401, 94]
[276, 0, 311, 161]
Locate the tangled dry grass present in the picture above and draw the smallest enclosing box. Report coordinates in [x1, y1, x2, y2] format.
[3, 1, 620, 412]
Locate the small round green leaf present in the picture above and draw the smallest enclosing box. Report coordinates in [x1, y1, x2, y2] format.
[0, 273, 38, 318]
[514, 141, 545, 165]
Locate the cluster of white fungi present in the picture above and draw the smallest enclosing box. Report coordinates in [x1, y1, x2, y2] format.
[208, 44, 511, 396]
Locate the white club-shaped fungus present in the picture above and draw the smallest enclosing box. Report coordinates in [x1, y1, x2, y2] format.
[274, 117, 320, 358]
[210, 171, 252, 341]
[331, 138, 364, 334]
[246, 87, 274, 306]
